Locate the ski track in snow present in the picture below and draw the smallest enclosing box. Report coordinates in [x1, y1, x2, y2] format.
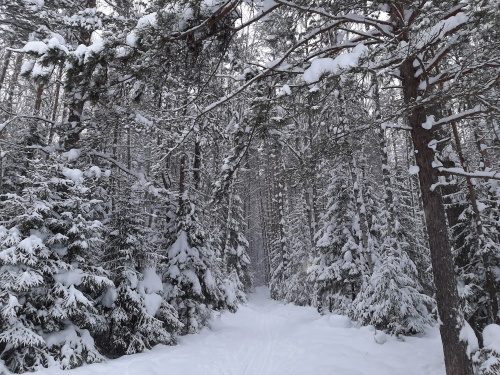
[35, 287, 446, 375]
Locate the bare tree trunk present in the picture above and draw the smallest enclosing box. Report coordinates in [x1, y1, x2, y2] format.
[0, 49, 12, 93]
[46, 66, 63, 144]
[127, 127, 131, 170]
[193, 140, 201, 190]
[34, 85, 43, 114]
[0, 50, 15, 195]
[179, 153, 187, 210]
[401, 56, 472, 375]
[373, 75, 393, 222]
[6, 54, 22, 115]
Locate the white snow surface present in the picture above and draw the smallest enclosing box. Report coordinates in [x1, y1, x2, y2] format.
[31, 287, 445, 375]
[62, 168, 83, 182]
[19, 41, 49, 54]
[409, 165, 420, 175]
[483, 324, 500, 353]
[303, 44, 367, 83]
[136, 268, 164, 316]
[459, 320, 479, 356]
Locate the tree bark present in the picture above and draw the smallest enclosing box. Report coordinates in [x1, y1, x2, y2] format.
[6, 54, 23, 115]
[193, 140, 201, 190]
[0, 49, 12, 93]
[401, 57, 473, 375]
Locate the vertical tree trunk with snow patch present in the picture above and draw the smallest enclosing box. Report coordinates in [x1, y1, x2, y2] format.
[401, 56, 473, 375]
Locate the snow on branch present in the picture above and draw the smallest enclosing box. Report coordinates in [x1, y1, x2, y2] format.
[126, 0, 240, 47]
[198, 18, 346, 116]
[437, 166, 500, 181]
[303, 44, 367, 83]
[232, 1, 283, 31]
[421, 106, 484, 129]
[273, 0, 394, 38]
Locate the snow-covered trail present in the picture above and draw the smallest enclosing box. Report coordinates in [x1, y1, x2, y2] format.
[37, 287, 445, 375]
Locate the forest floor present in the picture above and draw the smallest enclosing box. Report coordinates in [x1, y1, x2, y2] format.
[36, 287, 446, 375]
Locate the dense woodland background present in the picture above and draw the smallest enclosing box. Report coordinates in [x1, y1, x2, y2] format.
[0, 1, 499, 374]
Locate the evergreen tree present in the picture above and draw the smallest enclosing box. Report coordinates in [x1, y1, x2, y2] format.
[309, 164, 367, 315]
[0, 157, 112, 372]
[222, 188, 253, 303]
[100, 191, 181, 356]
[352, 225, 434, 335]
[163, 155, 233, 333]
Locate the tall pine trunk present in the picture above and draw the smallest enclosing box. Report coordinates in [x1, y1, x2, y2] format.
[0, 49, 12, 93]
[401, 57, 473, 375]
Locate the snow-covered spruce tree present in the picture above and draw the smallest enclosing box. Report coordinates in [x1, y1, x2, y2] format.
[162, 153, 232, 334]
[221, 186, 252, 303]
[351, 95, 434, 335]
[452, 191, 495, 332]
[0, 157, 112, 372]
[308, 162, 367, 315]
[445, 119, 500, 338]
[99, 190, 181, 356]
[280, 190, 314, 306]
[351, 244, 434, 335]
[351, 189, 434, 335]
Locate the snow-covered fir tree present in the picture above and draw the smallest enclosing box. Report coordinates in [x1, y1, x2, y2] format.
[100, 190, 181, 356]
[0, 157, 112, 372]
[162, 154, 235, 334]
[351, 126, 434, 335]
[221, 186, 253, 303]
[308, 162, 368, 315]
[279, 190, 313, 306]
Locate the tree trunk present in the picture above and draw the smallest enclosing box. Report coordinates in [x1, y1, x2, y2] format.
[6, 54, 22, 115]
[401, 58, 473, 375]
[0, 49, 12, 93]
[193, 140, 201, 190]
[179, 153, 187, 209]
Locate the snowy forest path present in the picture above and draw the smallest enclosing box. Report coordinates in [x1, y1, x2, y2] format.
[36, 287, 446, 375]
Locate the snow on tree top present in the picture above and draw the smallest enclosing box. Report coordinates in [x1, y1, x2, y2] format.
[168, 231, 200, 264]
[53, 269, 85, 287]
[17, 235, 45, 253]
